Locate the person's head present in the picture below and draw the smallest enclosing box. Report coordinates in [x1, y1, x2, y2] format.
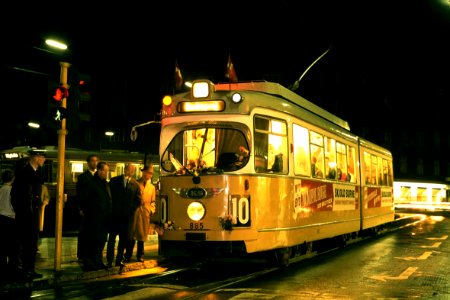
[1, 169, 14, 184]
[140, 164, 153, 181]
[28, 149, 46, 168]
[96, 161, 109, 181]
[86, 154, 99, 171]
[124, 163, 136, 177]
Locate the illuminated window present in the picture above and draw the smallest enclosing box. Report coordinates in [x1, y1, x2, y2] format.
[293, 124, 310, 176]
[310, 131, 324, 178]
[254, 116, 287, 173]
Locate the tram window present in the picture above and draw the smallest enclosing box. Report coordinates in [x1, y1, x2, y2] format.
[417, 187, 427, 202]
[363, 152, 371, 184]
[71, 161, 84, 183]
[432, 188, 441, 202]
[188, 128, 215, 167]
[324, 137, 337, 180]
[336, 142, 348, 181]
[293, 124, 310, 176]
[254, 116, 287, 173]
[255, 117, 270, 131]
[400, 186, 411, 202]
[387, 161, 394, 186]
[371, 155, 379, 185]
[254, 132, 268, 172]
[347, 146, 356, 183]
[162, 128, 249, 173]
[45, 161, 57, 184]
[310, 131, 324, 178]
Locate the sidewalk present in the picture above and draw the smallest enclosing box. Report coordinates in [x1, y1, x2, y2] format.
[0, 234, 160, 292]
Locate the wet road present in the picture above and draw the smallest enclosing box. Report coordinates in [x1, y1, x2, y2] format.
[11, 212, 450, 299]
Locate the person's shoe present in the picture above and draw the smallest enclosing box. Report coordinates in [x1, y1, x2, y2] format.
[115, 261, 125, 268]
[136, 257, 144, 262]
[123, 258, 131, 263]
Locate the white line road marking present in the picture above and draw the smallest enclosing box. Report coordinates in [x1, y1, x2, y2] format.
[370, 267, 418, 282]
[420, 242, 441, 248]
[426, 235, 448, 240]
[395, 251, 433, 261]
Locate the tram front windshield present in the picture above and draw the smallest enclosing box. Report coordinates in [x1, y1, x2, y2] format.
[161, 127, 249, 174]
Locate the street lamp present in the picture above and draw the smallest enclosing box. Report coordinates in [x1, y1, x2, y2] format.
[28, 121, 40, 128]
[45, 39, 68, 50]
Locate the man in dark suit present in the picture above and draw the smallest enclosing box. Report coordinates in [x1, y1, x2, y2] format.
[76, 154, 99, 264]
[10, 148, 46, 279]
[106, 163, 141, 268]
[79, 161, 111, 271]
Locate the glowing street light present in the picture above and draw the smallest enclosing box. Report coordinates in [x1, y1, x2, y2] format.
[28, 121, 40, 128]
[45, 39, 68, 50]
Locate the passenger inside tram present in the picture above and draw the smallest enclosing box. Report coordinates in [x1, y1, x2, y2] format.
[311, 156, 323, 178]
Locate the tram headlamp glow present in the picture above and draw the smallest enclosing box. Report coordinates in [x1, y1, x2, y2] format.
[192, 80, 214, 98]
[231, 92, 242, 103]
[187, 201, 206, 221]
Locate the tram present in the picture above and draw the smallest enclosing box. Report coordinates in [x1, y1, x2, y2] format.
[394, 180, 450, 211]
[0, 146, 152, 235]
[155, 79, 394, 265]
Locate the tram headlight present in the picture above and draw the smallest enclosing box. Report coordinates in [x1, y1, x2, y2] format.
[231, 92, 243, 103]
[187, 201, 205, 221]
[192, 80, 214, 98]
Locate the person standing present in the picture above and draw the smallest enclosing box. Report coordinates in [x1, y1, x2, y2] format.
[10, 149, 46, 279]
[125, 164, 155, 263]
[76, 154, 99, 264]
[106, 164, 141, 268]
[79, 161, 111, 271]
[0, 169, 19, 279]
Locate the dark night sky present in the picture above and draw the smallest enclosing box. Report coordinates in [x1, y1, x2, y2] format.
[1, 0, 449, 148]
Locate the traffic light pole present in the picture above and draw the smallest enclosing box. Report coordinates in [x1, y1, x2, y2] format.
[55, 61, 70, 271]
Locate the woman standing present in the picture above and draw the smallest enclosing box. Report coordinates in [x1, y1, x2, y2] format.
[125, 164, 155, 262]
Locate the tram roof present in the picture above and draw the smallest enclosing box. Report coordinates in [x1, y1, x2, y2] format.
[215, 81, 350, 131]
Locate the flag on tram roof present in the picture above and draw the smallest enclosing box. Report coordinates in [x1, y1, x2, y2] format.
[225, 54, 238, 83]
[175, 61, 183, 91]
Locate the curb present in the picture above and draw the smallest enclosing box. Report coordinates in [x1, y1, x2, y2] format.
[0, 258, 160, 292]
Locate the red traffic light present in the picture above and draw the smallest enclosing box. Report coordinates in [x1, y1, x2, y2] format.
[53, 86, 69, 102]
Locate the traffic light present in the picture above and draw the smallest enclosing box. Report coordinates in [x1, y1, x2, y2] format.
[76, 73, 92, 122]
[52, 86, 69, 102]
[48, 80, 69, 123]
[51, 107, 67, 121]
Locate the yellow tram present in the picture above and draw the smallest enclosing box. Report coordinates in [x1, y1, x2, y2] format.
[156, 79, 394, 264]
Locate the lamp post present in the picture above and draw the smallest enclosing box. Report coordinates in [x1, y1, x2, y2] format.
[55, 61, 70, 270]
